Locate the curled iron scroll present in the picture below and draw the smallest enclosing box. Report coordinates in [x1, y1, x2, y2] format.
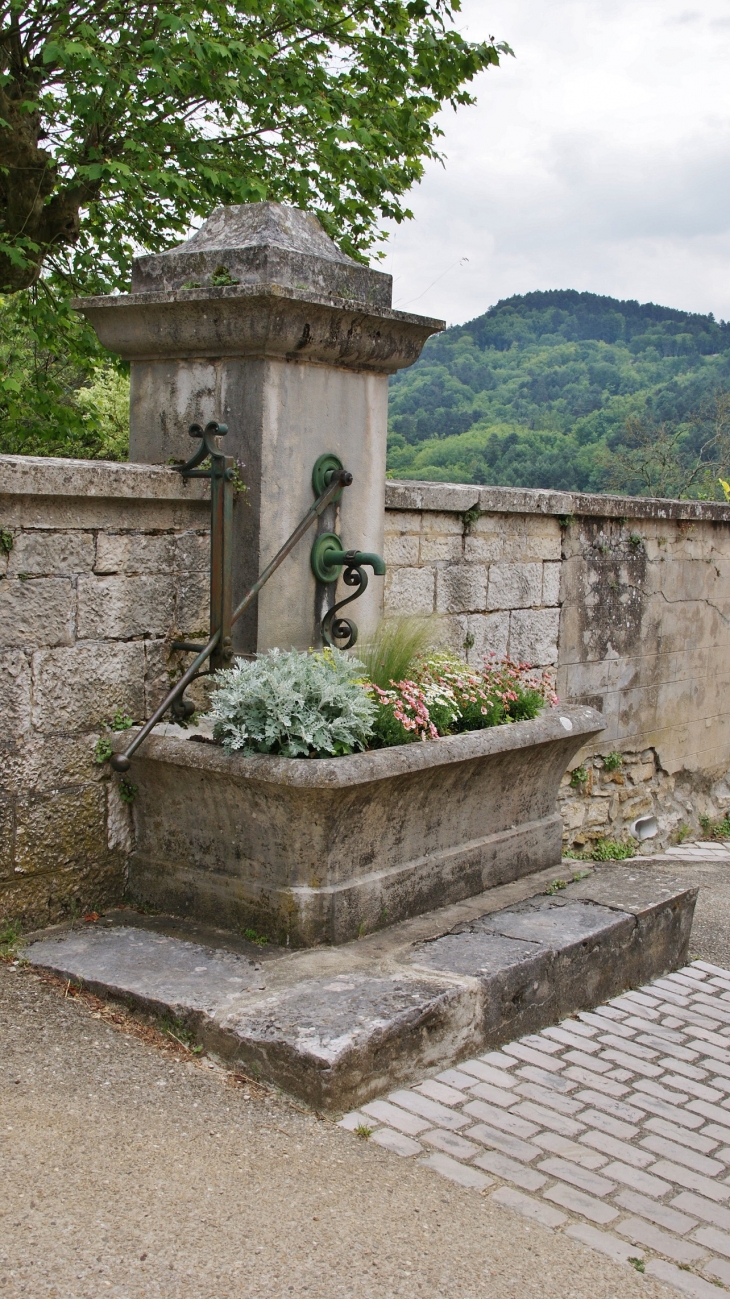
[321, 558, 369, 650]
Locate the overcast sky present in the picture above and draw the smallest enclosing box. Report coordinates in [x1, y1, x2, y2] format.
[383, 0, 730, 326]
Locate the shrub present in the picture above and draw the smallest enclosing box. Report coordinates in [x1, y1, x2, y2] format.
[209, 648, 377, 758]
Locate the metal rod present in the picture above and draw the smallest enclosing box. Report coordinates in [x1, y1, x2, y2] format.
[110, 467, 352, 772]
[230, 468, 352, 627]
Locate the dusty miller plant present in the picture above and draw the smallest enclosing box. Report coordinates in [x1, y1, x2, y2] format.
[209, 648, 376, 758]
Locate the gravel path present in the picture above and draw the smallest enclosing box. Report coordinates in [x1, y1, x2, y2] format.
[0, 961, 670, 1299]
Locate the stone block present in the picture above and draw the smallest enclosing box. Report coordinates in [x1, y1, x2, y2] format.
[487, 563, 543, 611]
[542, 562, 561, 607]
[523, 516, 562, 560]
[0, 576, 74, 648]
[175, 571, 210, 635]
[509, 608, 560, 665]
[435, 564, 487, 614]
[384, 566, 435, 616]
[382, 533, 420, 567]
[0, 650, 31, 736]
[95, 532, 176, 575]
[77, 575, 175, 639]
[32, 642, 146, 733]
[423, 511, 465, 536]
[464, 533, 504, 562]
[0, 735, 103, 798]
[8, 531, 95, 576]
[420, 533, 464, 564]
[464, 612, 510, 665]
[14, 784, 107, 876]
[107, 783, 133, 853]
[383, 509, 423, 534]
[0, 800, 13, 879]
[174, 531, 210, 573]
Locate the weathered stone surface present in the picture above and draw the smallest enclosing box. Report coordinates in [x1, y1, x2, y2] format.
[487, 563, 543, 611]
[32, 643, 146, 733]
[509, 608, 560, 666]
[120, 705, 603, 946]
[8, 531, 95, 576]
[464, 612, 510, 665]
[94, 533, 176, 575]
[77, 575, 175, 639]
[0, 800, 13, 878]
[384, 479, 730, 525]
[14, 785, 107, 876]
[132, 202, 393, 308]
[542, 562, 562, 607]
[0, 650, 31, 737]
[436, 565, 488, 615]
[0, 576, 74, 647]
[384, 565, 435, 615]
[22, 861, 696, 1110]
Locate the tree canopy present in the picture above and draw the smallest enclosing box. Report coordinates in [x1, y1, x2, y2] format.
[0, 0, 507, 294]
[387, 290, 730, 497]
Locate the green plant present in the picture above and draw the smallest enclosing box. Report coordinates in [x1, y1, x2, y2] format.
[110, 710, 134, 732]
[591, 839, 635, 861]
[463, 630, 476, 652]
[602, 751, 623, 771]
[158, 1015, 204, 1053]
[570, 765, 589, 788]
[243, 927, 270, 947]
[209, 648, 377, 758]
[462, 504, 481, 532]
[0, 529, 13, 555]
[0, 1, 506, 297]
[210, 266, 240, 287]
[94, 736, 113, 765]
[0, 920, 22, 957]
[628, 1258, 645, 1273]
[572, 869, 590, 881]
[357, 617, 436, 692]
[673, 823, 692, 844]
[546, 878, 567, 895]
[629, 533, 643, 548]
[118, 778, 138, 804]
[354, 1124, 374, 1139]
[699, 813, 730, 840]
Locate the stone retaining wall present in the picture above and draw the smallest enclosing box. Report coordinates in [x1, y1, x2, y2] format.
[384, 481, 730, 853]
[3, 455, 730, 926]
[0, 456, 209, 925]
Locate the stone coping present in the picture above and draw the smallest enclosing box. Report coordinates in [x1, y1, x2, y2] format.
[0, 454, 209, 501]
[72, 280, 445, 332]
[4, 454, 729, 523]
[385, 479, 730, 523]
[112, 704, 602, 789]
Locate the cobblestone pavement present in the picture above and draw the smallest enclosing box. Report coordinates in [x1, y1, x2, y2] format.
[340, 954, 730, 1298]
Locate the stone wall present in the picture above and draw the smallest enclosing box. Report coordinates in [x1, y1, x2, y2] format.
[384, 481, 730, 853]
[0, 456, 209, 926]
[3, 455, 730, 927]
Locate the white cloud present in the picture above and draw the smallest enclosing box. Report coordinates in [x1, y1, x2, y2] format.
[382, 0, 730, 325]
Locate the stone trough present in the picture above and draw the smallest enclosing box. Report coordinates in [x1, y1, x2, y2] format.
[114, 704, 603, 946]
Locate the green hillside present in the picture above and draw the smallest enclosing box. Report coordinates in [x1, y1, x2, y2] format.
[387, 290, 730, 496]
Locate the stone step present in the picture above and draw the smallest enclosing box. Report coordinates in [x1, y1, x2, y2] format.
[22, 861, 697, 1113]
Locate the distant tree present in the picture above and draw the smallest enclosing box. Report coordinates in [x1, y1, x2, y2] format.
[602, 392, 730, 499]
[0, 0, 508, 294]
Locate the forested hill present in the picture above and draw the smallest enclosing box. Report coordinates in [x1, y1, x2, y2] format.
[387, 290, 730, 495]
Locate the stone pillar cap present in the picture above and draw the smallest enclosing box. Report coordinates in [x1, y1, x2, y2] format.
[132, 200, 392, 308]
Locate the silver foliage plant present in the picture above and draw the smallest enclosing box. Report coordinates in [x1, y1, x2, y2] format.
[209, 648, 377, 758]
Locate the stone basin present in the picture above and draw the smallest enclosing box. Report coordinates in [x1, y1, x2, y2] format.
[116, 704, 604, 946]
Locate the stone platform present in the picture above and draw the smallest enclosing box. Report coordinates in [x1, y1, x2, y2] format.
[22, 861, 696, 1112]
